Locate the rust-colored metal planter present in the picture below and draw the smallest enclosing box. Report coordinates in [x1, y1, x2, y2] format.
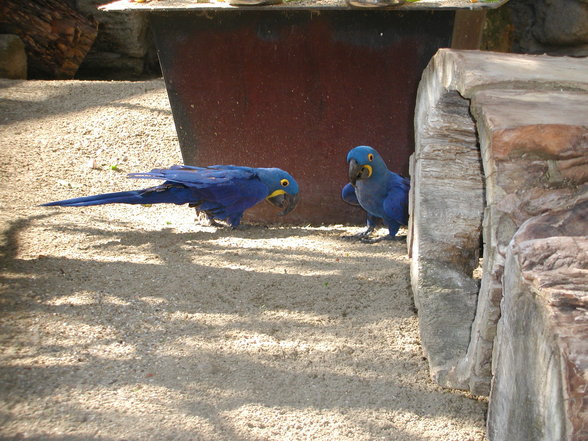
[150, 10, 452, 225]
[99, 1, 508, 225]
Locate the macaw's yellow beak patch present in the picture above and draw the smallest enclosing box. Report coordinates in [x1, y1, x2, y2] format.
[266, 190, 300, 216]
[348, 158, 373, 185]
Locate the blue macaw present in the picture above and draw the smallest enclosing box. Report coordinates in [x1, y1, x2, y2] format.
[42, 165, 300, 228]
[342, 146, 409, 242]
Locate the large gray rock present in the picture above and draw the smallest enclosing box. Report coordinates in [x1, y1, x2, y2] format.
[460, 89, 588, 396]
[410, 49, 588, 394]
[410, 80, 483, 389]
[487, 198, 588, 441]
[75, 0, 158, 78]
[0, 34, 26, 79]
[507, 0, 588, 56]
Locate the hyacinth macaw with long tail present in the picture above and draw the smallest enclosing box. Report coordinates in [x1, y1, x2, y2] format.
[341, 145, 409, 242]
[42, 165, 300, 228]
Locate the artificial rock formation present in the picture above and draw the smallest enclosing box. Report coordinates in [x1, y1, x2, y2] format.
[506, 0, 588, 57]
[76, 0, 159, 78]
[409, 58, 483, 389]
[488, 199, 588, 441]
[0, 0, 97, 79]
[462, 89, 588, 396]
[410, 49, 588, 395]
[0, 34, 26, 79]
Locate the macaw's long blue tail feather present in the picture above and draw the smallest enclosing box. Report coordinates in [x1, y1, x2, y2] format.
[41, 186, 194, 207]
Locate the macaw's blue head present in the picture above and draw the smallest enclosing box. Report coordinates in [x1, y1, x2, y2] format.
[346, 145, 388, 186]
[257, 168, 300, 216]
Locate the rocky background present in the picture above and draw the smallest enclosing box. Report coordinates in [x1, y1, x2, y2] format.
[0, 0, 159, 80]
[482, 0, 588, 57]
[73, 0, 161, 80]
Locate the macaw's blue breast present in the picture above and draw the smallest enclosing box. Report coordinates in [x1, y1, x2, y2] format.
[355, 179, 388, 218]
[355, 170, 409, 226]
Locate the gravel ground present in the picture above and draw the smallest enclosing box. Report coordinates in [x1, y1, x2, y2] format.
[0, 78, 487, 441]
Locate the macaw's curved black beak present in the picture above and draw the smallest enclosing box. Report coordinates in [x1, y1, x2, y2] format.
[267, 192, 300, 216]
[348, 158, 372, 186]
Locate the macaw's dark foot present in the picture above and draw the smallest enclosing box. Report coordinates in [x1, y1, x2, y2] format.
[229, 0, 282, 5]
[194, 210, 231, 228]
[230, 224, 251, 231]
[209, 218, 227, 228]
[341, 228, 375, 241]
[346, 0, 405, 7]
[360, 234, 406, 244]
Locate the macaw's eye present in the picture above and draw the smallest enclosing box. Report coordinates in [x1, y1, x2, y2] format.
[368, 153, 374, 161]
[280, 179, 289, 187]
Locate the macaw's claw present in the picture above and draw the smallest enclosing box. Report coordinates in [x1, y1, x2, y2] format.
[347, 0, 405, 8]
[341, 226, 375, 241]
[196, 210, 227, 228]
[360, 235, 406, 244]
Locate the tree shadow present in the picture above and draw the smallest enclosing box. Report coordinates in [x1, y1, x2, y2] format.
[0, 79, 169, 127]
[0, 213, 486, 441]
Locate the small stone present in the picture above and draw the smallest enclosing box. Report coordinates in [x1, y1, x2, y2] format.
[86, 158, 100, 169]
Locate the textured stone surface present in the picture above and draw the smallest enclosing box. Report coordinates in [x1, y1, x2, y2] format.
[75, 0, 158, 78]
[410, 49, 588, 393]
[0, 34, 26, 79]
[0, 0, 97, 79]
[99, 0, 510, 11]
[459, 89, 588, 395]
[422, 49, 588, 97]
[488, 199, 588, 441]
[508, 0, 588, 56]
[410, 78, 483, 389]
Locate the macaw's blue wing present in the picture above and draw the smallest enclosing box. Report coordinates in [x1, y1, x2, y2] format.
[383, 172, 410, 228]
[128, 165, 268, 224]
[341, 183, 359, 206]
[40, 186, 196, 207]
[42, 165, 269, 227]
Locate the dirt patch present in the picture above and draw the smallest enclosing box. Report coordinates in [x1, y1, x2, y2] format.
[0, 79, 487, 440]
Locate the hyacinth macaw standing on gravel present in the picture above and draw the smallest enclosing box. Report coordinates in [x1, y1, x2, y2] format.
[42, 165, 300, 228]
[341, 145, 410, 243]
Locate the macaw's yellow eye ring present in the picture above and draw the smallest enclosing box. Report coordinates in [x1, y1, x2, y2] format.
[368, 153, 374, 161]
[280, 179, 289, 187]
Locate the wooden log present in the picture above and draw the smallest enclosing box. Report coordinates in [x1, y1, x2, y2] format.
[0, 0, 98, 79]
